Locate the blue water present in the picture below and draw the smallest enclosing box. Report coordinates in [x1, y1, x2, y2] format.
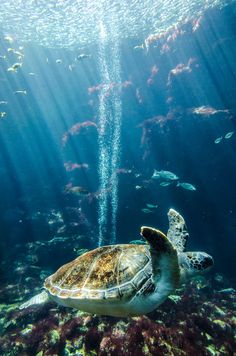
[0, 2, 235, 355]
[0, 2, 235, 287]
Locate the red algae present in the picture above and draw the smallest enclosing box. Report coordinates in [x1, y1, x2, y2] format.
[62, 120, 98, 147]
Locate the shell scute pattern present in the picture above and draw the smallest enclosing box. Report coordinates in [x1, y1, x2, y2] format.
[45, 249, 98, 290]
[44, 244, 151, 300]
[84, 246, 122, 289]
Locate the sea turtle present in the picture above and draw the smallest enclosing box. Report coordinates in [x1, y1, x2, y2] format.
[20, 209, 213, 317]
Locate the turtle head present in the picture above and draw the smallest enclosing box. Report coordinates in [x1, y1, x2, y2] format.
[178, 251, 214, 283]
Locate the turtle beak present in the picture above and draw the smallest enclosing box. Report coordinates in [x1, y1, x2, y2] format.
[202, 254, 214, 271]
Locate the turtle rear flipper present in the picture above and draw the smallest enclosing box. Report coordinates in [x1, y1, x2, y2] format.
[19, 290, 49, 310]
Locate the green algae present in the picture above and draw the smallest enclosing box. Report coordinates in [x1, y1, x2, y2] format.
[206, 344, 217, 356]
[168, 294, 181, 303]
[21, 324, 33, 336]
[213, 319, 230, 330]
[49, 329, 60, 345]
[36, 351, 43, 356]
[214, 305, 226, 316]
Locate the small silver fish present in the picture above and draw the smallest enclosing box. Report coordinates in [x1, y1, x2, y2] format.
[66, 186, 89, 196]
[0, 101, 7, 105]
[214, 136, 223, 144]
[146, 204, 158, 209]
[7, 67, 17, 72]
[13, 51, 24, 57]
[217, 288, 235, 294]
[152, 169, 178, 181]
[74, 248, 89, 256]
[135, 185, 142, 190]
[76, 54, 91, 60]
[177, 182, 196, 191]
[133, 44, 144, 50]
[4, 35, 14, 43]
[160, 181, 172, 187]
[68, 64, 76, 71]
[141, 208, 153, 213]
[0, 112, 7, 118]
[12, 62, 22, 70]
[225, 131, 234, 139]
[56, 59, 62, 64]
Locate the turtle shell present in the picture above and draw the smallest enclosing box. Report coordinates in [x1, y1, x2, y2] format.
[44, 244, 153, 301]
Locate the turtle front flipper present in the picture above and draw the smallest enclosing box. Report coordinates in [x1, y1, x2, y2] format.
[167, 208, 189, 252]
[141, 227, 174, 255]
[19, 290, 49, 310]
[140, 226, 180, 291]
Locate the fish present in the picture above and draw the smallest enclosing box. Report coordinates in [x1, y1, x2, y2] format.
[12, 62, 22, 69]
[133, 44, 144, 50]
[217, 288, 235, 294]
[225, 131, 234, 139]
[214, 136, 223, 144]
[7, 67, 17, 73]
[0, 101, 8, 105]
[70, 187, 89, 196]
[68, 64, 76, 71]
[56, 59, 62, 64]
[160, 181, 172, 187]
[13, 50, 24, 57]
[152, 169, 179, 181]
[146, 204, 158, 209]
[191, 106, 229, 116]
[14, 90, 27, 95]
[76, 54, 91, 60]
[0, 112, 7, 118]
[135, 185, 142, 190]
[65, 185, 89, 196]
[177, 182, 196, 191]
[141, 208, 153, 213]
[129, 239, 147, 245]
[74, 248, 89, 256]
[4, 35, 14, 43]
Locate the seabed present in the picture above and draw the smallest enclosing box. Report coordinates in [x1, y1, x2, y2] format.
[0, 238, 235, 355]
